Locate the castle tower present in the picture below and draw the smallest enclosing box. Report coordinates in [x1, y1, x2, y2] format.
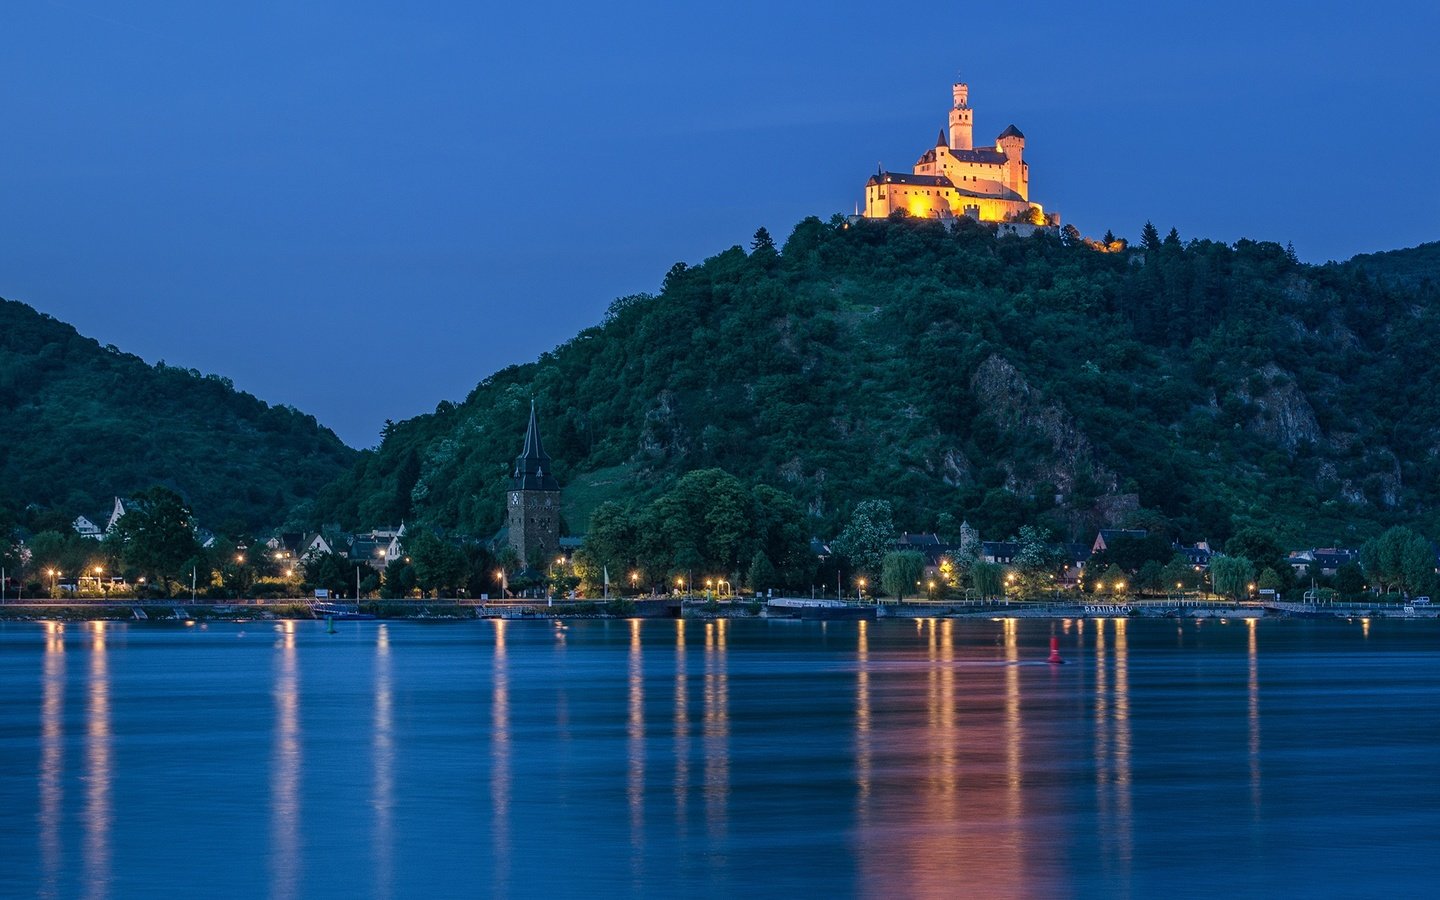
[506, 401, 561, 569]
[948, 80, 973, 150]
[996, 124, 1028, 201]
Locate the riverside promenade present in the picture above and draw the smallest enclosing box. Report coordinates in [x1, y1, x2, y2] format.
[3, 594, 1434, 622]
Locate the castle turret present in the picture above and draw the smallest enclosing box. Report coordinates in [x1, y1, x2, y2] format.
[997, 124, 1028, 201]
[948, 80, 973, 150]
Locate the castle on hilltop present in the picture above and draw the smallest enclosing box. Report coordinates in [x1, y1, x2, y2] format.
[863, 78, 1058, 227]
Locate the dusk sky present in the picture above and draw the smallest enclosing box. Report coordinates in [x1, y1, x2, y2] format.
[3, 1, 1436, 448]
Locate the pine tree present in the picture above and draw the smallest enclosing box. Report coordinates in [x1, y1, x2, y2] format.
[1141, 221, 1162, 252]
[1102, 228, 1117, 245]
[750, 227, 776, 254]
[1164, 227, 1182, 247]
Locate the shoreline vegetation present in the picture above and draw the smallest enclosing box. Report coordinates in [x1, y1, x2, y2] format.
[3, 595, 1433, 623]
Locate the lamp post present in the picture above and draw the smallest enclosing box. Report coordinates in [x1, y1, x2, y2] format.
[48, 568, 59, 599]
[630, 571, 639, 596]
[857, 577, 866, 602]
[94, 565, 106, 602]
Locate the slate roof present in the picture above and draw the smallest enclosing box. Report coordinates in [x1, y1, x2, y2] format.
[997, 124, 1025, 140]
[511, 400, 560, 492]
[982, 541, 1019, 560]
[945, 147, 1009, 164]
[868, 171, 954, 188]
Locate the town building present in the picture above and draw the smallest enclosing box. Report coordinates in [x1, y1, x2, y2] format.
[862, 77, 1058, 226]
[506, 401, 562, 569]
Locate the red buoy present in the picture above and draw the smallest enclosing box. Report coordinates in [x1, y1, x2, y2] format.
[1048, 635, 1064, 665]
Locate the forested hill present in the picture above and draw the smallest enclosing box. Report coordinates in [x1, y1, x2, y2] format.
[1350, 240, 1440, 290]
[313, 218, 1440, 547]
[0, 298, 357, 531]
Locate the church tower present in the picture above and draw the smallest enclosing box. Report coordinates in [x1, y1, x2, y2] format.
[948, 79, 973, 150]
[506, 401, 561, 569]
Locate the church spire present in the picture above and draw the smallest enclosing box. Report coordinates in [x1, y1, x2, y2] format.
[512, 400, 559, 491]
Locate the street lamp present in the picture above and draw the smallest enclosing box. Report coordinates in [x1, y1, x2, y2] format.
[48, 568, 59, 599]
[630, 571, 639, 595]
[857, 577, 866, 602]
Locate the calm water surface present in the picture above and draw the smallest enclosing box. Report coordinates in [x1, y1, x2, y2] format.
[2, 617, 1437, 898]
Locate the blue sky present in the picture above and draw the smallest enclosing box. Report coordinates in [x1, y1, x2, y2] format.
[2, 1, 1437, 447]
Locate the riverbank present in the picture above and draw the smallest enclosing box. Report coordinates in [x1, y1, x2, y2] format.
[2, 596, 1435, 622]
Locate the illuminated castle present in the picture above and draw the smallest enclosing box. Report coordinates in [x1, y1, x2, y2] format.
[863, 78, 1058, 226]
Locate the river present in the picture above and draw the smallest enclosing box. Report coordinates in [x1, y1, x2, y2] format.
[2, 617, 1437, 897]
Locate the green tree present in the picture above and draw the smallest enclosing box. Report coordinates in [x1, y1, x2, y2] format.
[408, 530, 468, 598]
[880, 550, 926, 602]
[1360, 526, 1433, 595]
[1012, 524, 1063, 595]
[935, 512, 959, 541]
[582, 501, 636, 576]
[750, 227, 776, 254]
[303, 550, 353, 598]
[746, 550, 777, 594]
[26, 530, 92, 588]
[104, 486, 201, 596]
[971, 560, 1004, 600]
[1210, 554, 1254, 600]
[1159, 554, 1201, 592]
[1088, 533, 1174, 575]
[832, 500, 895, 580]
[1140, 221, 1162, 252]
[381, 559, 417, 599]
[1334, 561, 1365, 597]
[1136, 559, 1164, 593]
[1224, 528, 1289, 588]
[1257, 567, 1284, 594]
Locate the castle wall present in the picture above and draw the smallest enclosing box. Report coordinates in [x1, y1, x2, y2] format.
[865, 182, 1038, 222]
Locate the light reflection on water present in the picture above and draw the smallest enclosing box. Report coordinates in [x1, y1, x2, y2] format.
[270, 620, 300, 900]
[3, 617, 1439, 897]
[38, 622, 64, 899]
[84, 622, 111, 900]
[372, 624, 393, 898]
[490, 618, 510, 897]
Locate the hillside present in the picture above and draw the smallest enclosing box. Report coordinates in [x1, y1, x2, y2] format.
[313, 218, 1440, 547]
[1350, 240, 1440, 290]
[0, 298, 357, 531]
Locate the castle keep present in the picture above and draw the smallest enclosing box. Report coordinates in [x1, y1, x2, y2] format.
[863, 78, 1058, 226]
